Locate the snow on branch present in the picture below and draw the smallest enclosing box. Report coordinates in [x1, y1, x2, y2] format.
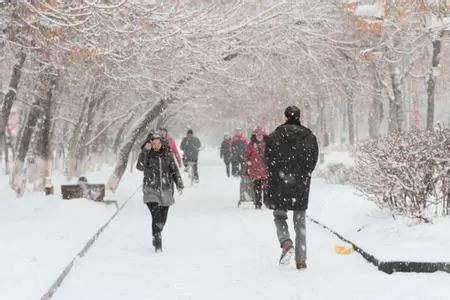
[354, 128, 450, 221]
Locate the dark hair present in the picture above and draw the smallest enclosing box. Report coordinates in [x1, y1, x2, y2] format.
[187, 129, 193, 135]
[284, 105, 301, 121]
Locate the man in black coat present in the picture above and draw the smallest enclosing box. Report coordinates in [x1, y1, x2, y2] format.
[180, 129, 201, 182]
[264, 105, 319, 270]
[220, 133, 232, 177]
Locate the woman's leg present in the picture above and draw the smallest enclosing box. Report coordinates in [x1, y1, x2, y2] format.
[253, 179, 263, 208]
[146, 202, 160, 236]
[146, 202, 170, 251]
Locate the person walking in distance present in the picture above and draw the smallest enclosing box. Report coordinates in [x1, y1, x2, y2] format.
[230, 129, 248, 177]
[137, 132, 184, 252]
[180, 129, 202, 182]
[243, 127, 268, 209]
[159, 127, 183, 168]
[264, 106, 319, 269]
[220, 133, 232, 177]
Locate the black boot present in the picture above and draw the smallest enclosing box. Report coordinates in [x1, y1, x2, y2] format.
[152, 233, 162, 252]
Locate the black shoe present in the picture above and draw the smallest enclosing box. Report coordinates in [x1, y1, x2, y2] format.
[152, 233, 162, 252]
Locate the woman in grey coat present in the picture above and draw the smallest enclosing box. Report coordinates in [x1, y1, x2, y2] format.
[137, 132, 184, 252]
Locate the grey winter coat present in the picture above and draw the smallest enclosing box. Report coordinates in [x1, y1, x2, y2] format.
[136, 146, 184, 206]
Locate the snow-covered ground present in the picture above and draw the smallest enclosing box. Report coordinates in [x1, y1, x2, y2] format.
[1, 150, 449, 300]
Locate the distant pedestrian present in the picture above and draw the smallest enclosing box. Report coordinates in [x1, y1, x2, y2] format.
[180, 129, 201, 182]
[230, 129, 248, 177]
[220, 133, 232, 177]
[159, 127, 183, 168]
[243, 127, 268, 209]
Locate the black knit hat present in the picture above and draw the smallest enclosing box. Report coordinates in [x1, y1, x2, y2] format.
[284, 105, 301, 120]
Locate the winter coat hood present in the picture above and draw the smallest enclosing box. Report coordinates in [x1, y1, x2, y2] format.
[274, 120, 312, 144]
[252, 126, 265, 136]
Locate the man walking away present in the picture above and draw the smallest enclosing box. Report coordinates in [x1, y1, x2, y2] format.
[220, 133, 232, 177]
[264, 105, 319, 270]
[180, 129, 201, 182]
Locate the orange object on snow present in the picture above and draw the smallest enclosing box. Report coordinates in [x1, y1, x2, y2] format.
[335, 243, 354, 255]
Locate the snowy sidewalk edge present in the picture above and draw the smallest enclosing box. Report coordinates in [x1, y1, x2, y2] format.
[40, 187, 140, 300]
[308, 216, 450, 275]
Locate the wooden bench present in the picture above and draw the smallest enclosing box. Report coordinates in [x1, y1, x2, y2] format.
[61, 184, 105, 201]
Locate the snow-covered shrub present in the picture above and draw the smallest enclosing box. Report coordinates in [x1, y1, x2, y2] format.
[353, 129, 449, 221]
[315, 151, 355, 184]
[315, 163, 354, 184]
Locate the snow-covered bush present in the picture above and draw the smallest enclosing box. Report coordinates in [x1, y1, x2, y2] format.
[315, 150, 355, 184]
[353, 129, 449, 221]
[316, 162, 354, 184]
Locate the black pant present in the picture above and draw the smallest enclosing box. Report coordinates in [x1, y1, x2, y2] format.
[146, 202, 169, 236]
[253, 179, 264, 207]
[186, 160, 199, 180]
[224, 159, 230, 177]
[231, 161, 243, 177]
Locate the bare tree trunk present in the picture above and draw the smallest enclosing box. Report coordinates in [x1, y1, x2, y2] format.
[113, 112, 135, 154]
[33, 71, 57, 190]
[107, 99, 167, 192]
[345, 85, 355, 145]
[369, 62, 384, 139]
[0, 51, 26, 147]
[426, 34, 443, 131]
[389, 63, 404, 132]
[66, 96, 90, 179]
[77, 93, 102, 171]
[4, 133, 10, 175]
[0, 51, 26, 129]
[319, 102, 329, 148]
[91, 100, 109, 168]
[11, 100, 40, 195]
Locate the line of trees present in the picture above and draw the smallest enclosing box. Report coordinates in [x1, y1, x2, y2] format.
[0, 0, 448, 195]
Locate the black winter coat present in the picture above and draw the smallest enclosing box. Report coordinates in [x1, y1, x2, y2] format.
[136, 147, 183, 205]
[180, 135, 201, 161]
[264, 120, 319, 211]
[220, 138, 231, 163]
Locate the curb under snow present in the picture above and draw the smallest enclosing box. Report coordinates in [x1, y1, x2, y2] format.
[308, 216, 450, 274]
[40, 191, 137, 300]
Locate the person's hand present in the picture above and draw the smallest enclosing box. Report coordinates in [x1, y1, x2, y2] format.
[144, 142, 152, 150]
[177, 188, 183, 195]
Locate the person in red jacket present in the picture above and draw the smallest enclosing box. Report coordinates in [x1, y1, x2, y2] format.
[244, 126, 268, 209]
[159, 127, 183, 168]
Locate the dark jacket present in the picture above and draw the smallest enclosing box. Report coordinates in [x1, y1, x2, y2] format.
[230, 134, 248, 164]
[264, 120, 319, 211]
[180, 134, 201, 161]
[136, 145, 183, 206]
[220, 138, 232, 162]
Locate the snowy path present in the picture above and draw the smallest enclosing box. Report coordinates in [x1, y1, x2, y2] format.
[54, 154, 448, 300]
